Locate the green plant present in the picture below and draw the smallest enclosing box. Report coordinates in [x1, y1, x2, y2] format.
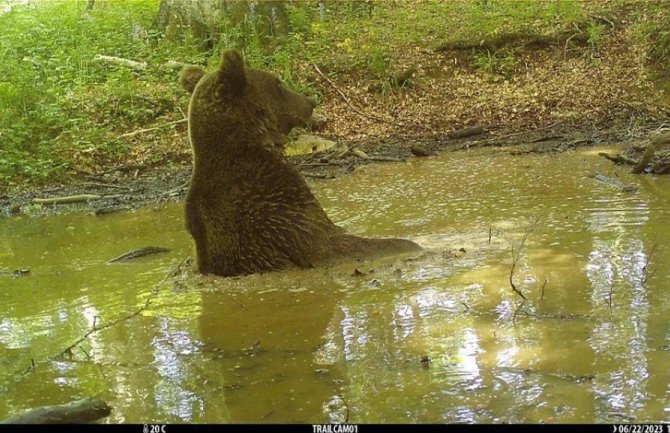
[473, 48, 516, 76]
[586, 23, 607, 49]
[366, 46, 392, 77]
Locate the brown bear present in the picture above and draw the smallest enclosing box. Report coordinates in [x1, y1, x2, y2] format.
[181, 49, 421, 277]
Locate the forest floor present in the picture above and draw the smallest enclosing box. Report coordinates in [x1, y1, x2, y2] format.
[1, 1, 669, 217]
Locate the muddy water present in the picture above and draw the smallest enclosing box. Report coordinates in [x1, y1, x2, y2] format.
[1, 148, 670, 423]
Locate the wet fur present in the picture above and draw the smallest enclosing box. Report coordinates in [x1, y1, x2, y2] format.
[182, 49, 421, 276]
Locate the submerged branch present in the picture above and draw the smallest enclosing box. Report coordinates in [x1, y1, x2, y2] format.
[509, 231, 532, 301]
[107, 246, 171, 263]
[0, 397, 111, 424]
[16, 256, 189, 379]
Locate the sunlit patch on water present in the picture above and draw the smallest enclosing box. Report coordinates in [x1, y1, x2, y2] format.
[2, 148, 670, 422]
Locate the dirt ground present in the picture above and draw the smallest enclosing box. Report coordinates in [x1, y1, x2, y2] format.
[0, 124, 654, 219]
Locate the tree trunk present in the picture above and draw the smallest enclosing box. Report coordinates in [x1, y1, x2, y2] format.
[156, 0, 289, 53]
[156, 0, 222, 50]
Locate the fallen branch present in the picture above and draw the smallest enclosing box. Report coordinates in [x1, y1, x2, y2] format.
[120, 119, 187, 138]
[32, 194, 122, 205]
[0, 397, 111, 424]
[93, 54, 147, 71]
[107, 246, 171, 263]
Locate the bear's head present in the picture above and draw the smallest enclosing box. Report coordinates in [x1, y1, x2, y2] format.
[181, 49, 315, 153]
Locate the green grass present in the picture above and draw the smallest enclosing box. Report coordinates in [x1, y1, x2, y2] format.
[0, 0, 200, 186]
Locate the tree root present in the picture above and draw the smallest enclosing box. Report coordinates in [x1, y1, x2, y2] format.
[631, 132, 670, 174]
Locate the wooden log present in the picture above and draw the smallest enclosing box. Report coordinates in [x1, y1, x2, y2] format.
[448, 126, 486, 139]
[0, 397, 111, 424]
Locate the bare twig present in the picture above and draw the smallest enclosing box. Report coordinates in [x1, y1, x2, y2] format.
[563, 33, 577, 61]
[79, 347, 91, 361]
[120, 118, 187, 138]
[509, 242, 528, 301]
[606, 281, 614, 310]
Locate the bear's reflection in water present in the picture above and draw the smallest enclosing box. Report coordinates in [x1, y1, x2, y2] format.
[197, 269, 347, 423]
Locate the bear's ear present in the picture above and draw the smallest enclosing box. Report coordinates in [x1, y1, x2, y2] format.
[179, 66, 206, 95]
[219, 49, 247, 97]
